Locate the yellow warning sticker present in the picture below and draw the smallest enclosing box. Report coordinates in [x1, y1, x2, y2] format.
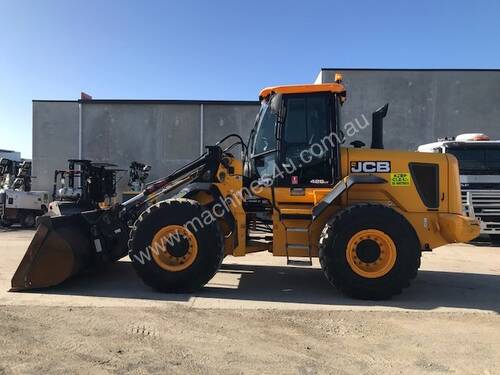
[391, 173, 411, 186]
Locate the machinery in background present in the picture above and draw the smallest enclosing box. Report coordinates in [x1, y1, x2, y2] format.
[0, 149, 21, 162]
[128, 161, 152, 192]
[122, 161, 152, 202]
[0, 158, 17, 189]
[0, 158, 49, 228]
[418, 133, 500, 241]
[11, 160, 33, 191]
[51, 159, 125, 215]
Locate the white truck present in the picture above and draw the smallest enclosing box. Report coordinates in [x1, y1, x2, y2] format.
[418, 133, 500, 241]
[0, 189, 49, 227]
[0, 158, 49, 228]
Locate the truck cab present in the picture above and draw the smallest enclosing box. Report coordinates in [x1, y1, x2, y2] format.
[418, 133, 500, 241]
[0, 158, 49, 228]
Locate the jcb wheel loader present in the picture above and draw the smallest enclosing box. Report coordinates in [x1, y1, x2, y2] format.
[11, 77, 480, 299]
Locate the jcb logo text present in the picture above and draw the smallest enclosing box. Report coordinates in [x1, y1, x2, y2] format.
[350, 161, 391, 173]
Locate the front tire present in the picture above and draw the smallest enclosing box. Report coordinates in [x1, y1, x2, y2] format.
[319, 204, 421, 300]
[129, 198, 224, 293]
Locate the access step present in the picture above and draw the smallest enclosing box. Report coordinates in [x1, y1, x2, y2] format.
[287, 258, 313, 267]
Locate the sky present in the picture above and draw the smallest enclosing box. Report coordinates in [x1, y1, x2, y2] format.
[0, 0, 499, 158]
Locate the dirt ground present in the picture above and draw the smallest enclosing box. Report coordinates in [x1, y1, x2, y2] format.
[0, 306, 498, 375]
[0, 229, 499, 374]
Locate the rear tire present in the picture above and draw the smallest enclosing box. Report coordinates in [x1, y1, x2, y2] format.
[319, 204, 421, 300]
[129, 198, 224, 293]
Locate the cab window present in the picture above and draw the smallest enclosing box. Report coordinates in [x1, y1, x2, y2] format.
[253, 104, 277, 155]
[279, 93, 333, 186]
[250, 101, 278, 179]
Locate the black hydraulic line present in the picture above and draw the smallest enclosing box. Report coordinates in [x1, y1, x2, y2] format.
[216, 133, 247, 154]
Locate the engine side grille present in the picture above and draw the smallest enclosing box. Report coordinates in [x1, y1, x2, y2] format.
[462, 189, 500, 234]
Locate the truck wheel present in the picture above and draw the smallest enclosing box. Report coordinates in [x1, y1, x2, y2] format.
[20, 212, 36, 228]
[1, 219, 12, 228]
[128, 198, 224, 293]
[489, 234, 500, 244]
[319, 204, 421, 300]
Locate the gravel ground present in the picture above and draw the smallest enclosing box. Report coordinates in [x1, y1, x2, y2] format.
[1, 229, 499, 374]
[0, 306, 498, 374]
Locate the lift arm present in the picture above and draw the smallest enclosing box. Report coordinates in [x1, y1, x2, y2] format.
[121, 146, 223, 217]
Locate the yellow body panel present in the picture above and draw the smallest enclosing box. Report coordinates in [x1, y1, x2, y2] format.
[446, 154, 463, 214]
[198, 145, 479, 259]
[438, 213, 480, 243]
[213, 161, 248, 256]
[345, 148, 449, 212]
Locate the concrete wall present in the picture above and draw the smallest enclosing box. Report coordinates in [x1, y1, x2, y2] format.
[34, 69, 500, 194]
[32, 101, 80, 192]
[32, 100, 259, 194]
[317, 69, 500, 150]
[203, 104, 258, 147]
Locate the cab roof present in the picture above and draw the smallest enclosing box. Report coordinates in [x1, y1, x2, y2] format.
[418, 139, 500, 151]
[259, 83, 346, 100]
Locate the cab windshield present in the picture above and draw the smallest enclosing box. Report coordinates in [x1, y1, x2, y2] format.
[447, 146, 500, 174]
[250, 98, 278, 156]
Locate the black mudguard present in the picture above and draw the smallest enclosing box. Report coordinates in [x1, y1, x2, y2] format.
[312, 175, 387, 221]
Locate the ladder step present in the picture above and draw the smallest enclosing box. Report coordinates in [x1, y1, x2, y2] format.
[287, 244, 309, 250]
[283, 211, 313, 266]
[287, 259, 313, 266]
[286, 227, 308, 232]
[281, 213, 312, 220]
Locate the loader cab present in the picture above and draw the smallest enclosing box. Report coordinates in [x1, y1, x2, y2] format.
[247, 90, 342, 188]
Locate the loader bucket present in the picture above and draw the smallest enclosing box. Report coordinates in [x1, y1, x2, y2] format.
[10, 214, 94, 291]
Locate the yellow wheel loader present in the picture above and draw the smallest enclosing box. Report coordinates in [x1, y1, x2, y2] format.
[11, 78, 480, 299]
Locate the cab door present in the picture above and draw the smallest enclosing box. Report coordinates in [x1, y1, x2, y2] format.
[275, 92, 336, 188]
[271, 92, 340, 259]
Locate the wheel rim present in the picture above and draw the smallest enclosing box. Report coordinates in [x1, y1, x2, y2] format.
[346, 229, 397, 278]
[150, 225, 198, 272]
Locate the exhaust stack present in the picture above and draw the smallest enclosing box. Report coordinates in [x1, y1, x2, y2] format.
[371, 103, 389, 149]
